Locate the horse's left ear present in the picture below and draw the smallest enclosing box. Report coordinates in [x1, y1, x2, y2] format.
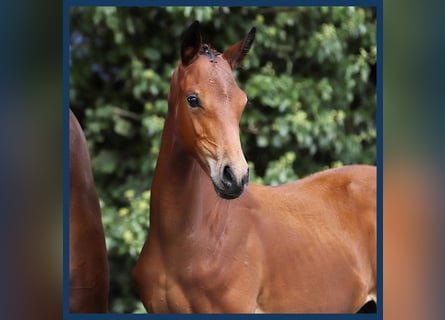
[222, 27, 256, 70]
[181, 21, 202, 66]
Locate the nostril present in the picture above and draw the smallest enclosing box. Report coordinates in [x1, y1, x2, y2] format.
[222, 165, 235, 187]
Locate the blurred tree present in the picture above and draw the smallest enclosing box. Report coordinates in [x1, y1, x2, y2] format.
[69, 6, 376, 313]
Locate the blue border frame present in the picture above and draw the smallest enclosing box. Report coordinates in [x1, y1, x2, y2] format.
[67, 0, 379, 6]
[63, 1, 383, 319]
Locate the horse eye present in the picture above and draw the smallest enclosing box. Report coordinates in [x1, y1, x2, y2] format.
[186, 94, 201, 108]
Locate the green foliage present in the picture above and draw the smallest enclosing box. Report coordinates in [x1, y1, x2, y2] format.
[70, 6, 376, 313]
[101, 189, 149, 312]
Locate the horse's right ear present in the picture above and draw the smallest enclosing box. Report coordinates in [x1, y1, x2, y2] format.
[181, 21, 202, 67]
[222, 27, 256, 70]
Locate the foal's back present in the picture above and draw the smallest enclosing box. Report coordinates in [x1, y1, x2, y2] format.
[240, 164, 376, 312]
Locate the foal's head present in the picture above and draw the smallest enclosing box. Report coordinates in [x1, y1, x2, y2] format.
[171, 21, 255, 200]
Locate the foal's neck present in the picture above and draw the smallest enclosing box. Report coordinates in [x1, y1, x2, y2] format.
[149, 87, 228, 241]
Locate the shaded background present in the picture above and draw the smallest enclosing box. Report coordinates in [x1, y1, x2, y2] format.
[3, 1, 445, 319]
[69, 7, 376, 312]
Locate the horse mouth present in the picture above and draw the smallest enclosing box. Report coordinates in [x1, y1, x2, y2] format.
[207, 160, 250, 199]
[212, 182, 246, 200]
[212, 169, 249, 199]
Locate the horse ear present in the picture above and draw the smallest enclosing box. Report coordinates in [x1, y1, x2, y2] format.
[222, 27, 256, 70]
[181, 21, 202, 67]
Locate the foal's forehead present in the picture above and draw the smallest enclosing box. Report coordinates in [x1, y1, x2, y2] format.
[182, 54, 237, 89]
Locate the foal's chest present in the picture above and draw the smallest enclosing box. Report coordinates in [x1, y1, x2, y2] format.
[146, 260, 221, 312]
[146, 243, 257, 313]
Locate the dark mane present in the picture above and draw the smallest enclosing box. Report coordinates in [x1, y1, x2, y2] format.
[200, 44, 219, 62]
